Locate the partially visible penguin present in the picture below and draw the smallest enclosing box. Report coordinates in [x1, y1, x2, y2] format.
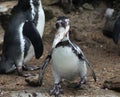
[103, 8, 120, 44]
[0, 0, 45, 76]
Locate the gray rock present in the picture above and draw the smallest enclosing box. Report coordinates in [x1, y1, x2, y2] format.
[0, 5, 8, 12]
[0, 1, 17, 13]
[11, 91, 49, 97]
[42, 0, 59, 5]
[82, 3, 94, 10]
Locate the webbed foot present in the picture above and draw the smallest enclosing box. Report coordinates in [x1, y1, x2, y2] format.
[75, 76, 86, 89]
[17, 66, 34, 77]
[50, 83, 63, 96]
[22, 64, 40, 71]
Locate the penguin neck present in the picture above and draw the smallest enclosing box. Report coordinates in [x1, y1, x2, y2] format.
[62, 32, 70, 42]
[9, 13, 25, 29]
[39, 0, 43, 9]
[36, 0, 45, 38]
[59, 26, 70, 42]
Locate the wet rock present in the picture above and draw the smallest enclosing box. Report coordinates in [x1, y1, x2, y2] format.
[102, 76, 120, 92]
[0, 1, 17, 31]
[82, 3, 94, 10]
[25, 74, 41, 87]
[0, 5, 8, 13]
[44, 7, 54, 22]
[0, 1, 17, 13]
[11, 91, 49, 97]
[78, 7, 84, 13]
[42, 0, 59, 5]
[70, 28, 82, 42]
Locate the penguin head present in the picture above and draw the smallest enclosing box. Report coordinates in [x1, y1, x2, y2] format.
[28, 0, 41, 20]
[52, 16, 70, 48]
[12, 0, 40, 21]
[56, 16, 70, 29]
[104, 8, 114, 20]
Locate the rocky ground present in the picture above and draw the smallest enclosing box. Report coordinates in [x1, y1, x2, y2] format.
[0, 0, 120, 97]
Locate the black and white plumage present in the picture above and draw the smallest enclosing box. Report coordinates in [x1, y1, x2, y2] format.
[0, 0, 45, 76]
[38, 16, 96, 96]
[103, 8, 120, 44]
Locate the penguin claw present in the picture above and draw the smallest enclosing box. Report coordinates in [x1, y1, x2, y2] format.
[50, 84, 63, 96]
[18, 71, 34, 77]
[22, 64, 40, 71]
[17, 66, 34, 77]
[75, 76, 86, 89]
[22, 73, 35, 77]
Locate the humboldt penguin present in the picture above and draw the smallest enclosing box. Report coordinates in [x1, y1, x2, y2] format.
[38, 16, 96, 96]
[0, 0, 45, 76]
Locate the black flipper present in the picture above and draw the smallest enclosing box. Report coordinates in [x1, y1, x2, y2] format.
[23, 21, 43, 59]
[38, 49, 52, 85]
[69, 40, 96, 82]
[77, 51, 96, 82]
[113, 17, 120, 44]
[80, 55, 96, 82]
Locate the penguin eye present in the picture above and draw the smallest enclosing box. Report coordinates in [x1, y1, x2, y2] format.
[61, 21, 67, 28]
[56, 23, 60, 29]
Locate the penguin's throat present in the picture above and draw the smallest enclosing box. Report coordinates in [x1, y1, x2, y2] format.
[57, 27, 70, 41]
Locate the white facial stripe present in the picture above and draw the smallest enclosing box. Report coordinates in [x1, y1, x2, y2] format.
[65, 19, 69, 25]
[56, 20, 62, 23]
[30, 0, 35, 19]
[52, 26, 70, 48]
[56, 19, 70, 25]
[65, 19, 69, 22]
[57, 25, 70, 34]
[18, 22, 25, 67]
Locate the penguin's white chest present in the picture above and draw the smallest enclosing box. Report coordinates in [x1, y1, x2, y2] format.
[36, 6, 45, 37]
[52, 46, 81, 80]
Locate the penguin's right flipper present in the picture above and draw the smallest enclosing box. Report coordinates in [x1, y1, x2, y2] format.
[38, 49, 52, 85]
[23, 21, 43, 59]
[25, 50, 52, 86]
[69, 41, 96, 82]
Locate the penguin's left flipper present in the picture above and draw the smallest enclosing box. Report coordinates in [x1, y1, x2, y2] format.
[23, 21, 43, 59]
[69, 41, 96, 82]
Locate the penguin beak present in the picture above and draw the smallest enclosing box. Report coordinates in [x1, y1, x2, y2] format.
[52, 26, 70, 48]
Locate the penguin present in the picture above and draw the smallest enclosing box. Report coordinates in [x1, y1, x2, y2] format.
[0, 0, 45, 76]
[103, 8, 120, 44]
[38, 16, 96, 96]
